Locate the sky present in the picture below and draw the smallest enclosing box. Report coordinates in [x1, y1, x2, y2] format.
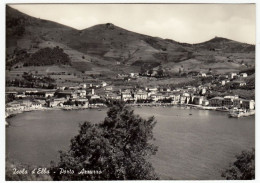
[9, 4, 256, 44]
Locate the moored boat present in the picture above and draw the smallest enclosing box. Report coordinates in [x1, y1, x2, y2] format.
[229, 109, 255, 118]
[216, 106, 229, 112]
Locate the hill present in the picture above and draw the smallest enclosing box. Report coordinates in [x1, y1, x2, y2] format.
[194, 37, 255, 53]
[6, 6, 255, 78]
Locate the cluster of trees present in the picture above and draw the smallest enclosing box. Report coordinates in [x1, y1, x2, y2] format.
[6, 72, 56, 89]
[23, 47, 71, 66]
[6, 49, 30, 70]
[170, 78, 202, 89]
[136, 99, 153, 103]
[22, 72, 55, 83]
[243, 78, 255, 90]
[239, 68, 255, 76]
[140, 65, 167, 78]
[6, 15, 26, 37]
[89, 98, 106, 104]
[7, 47, 71, 70]
[158, 98, 173, 103]
[63, 100, 87, 106]
[222, 148, 255, 180]
[49, 102, 159, 180]
[6, 94, 16, 103]
[6, 78, 56, 89]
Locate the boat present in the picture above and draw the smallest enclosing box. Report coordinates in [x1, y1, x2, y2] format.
[216, 106, 229, 112]
[229, 109, 255, 118]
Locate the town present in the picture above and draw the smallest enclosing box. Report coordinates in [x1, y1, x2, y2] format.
[6, 69, 255, 120]
[5, 4, 256, 181]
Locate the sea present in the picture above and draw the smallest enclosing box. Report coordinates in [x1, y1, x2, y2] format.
[6, 106, 255, 180]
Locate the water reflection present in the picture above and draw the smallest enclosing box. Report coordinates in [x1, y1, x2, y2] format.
[6, 107, 254, 180]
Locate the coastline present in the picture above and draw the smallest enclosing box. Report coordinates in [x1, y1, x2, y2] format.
[4, 103, 214, 117]
[126, 103, 221, 110]
[6, 102, 255, 126]
[5, 105, 106, 126]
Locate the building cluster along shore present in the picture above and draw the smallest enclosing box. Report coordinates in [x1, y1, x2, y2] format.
[6, 71, 255, 123]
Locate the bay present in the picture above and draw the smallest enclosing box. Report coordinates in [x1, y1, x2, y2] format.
[6, 106, 255, 180]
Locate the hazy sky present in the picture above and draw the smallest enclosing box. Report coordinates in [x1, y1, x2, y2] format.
[9, 4, 255, 44]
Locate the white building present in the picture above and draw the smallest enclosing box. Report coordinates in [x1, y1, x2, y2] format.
[121, 91, 132, 101]
[202, 100, 209, 106]
[201, 88, 207, 95]
[233, 81, 247, 87]
[192, 96, 205, 105]
[79, 83, 87, 89]
[241, 100, 255, 110]
[148, 87, 158, 92]
[240, 73, 248, 78]
[150, 94, 165, 101]
[106, 93, 121, 100]
[76, 98, 89, 107]
[179, 96, 188, 104]
[201, 73, 207, 77]
[57, 86, 65, 90]
[105, 86, 113, 91]
[101, 82, 107, 87]
[89, 94, 101, 100]
[229, 73, 237, 79]
[130, 73, 139, 78]
[134, 91, 148, 100]
[221, 80, 226, 86]
[223, 95, 239, 106]
[76, 90, 87, 97]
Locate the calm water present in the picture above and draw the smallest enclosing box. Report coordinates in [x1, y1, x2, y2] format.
[6, 107, 255, 180]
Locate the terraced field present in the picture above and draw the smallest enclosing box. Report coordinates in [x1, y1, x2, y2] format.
[6, 6, 255, 86]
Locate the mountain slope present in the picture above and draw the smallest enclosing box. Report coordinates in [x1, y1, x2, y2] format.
[6, 6, 255, 76]
[194, 37, 255, 52]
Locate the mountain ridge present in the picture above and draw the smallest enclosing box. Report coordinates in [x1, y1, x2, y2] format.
[6, 5, 255, 77]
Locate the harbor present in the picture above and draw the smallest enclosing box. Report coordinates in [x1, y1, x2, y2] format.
[6, 106, 255, 180]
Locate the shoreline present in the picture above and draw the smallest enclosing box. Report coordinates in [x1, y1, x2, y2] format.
[6, 103, 254, 126]
[5, 103, 207, 118]
[5, 105, 106, 126]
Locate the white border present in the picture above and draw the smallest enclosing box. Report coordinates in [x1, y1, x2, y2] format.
[0, 0, 258, 183]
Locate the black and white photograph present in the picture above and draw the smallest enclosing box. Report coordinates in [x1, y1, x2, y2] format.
[4, 2, 256, 181]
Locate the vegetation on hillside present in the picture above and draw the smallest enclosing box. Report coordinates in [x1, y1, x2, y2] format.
[6, 49, 30, 70]
[50, 102, 158, 180]
[7, 46, 71, 70]
[23, 47, 71, 66]
[222, 148, 255, 180]
[6, 46, 71, 70]
[6, 71, 57, 89]
[6, 6, 255, 75]
[239, 67, 255, 76]
[6, 7, 26, 37]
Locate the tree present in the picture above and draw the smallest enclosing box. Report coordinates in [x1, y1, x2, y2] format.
[221, 148, 255, 180]
[140, 65, 146, 75]
[178, 68, 182, 76]
[15, 25, 25, 36]
[148, 69, 153, 77]
[157, 66, 164, 77]
[50, 102, 158, 180]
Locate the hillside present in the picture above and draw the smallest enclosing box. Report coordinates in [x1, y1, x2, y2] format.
[6, 5, 255, 77]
